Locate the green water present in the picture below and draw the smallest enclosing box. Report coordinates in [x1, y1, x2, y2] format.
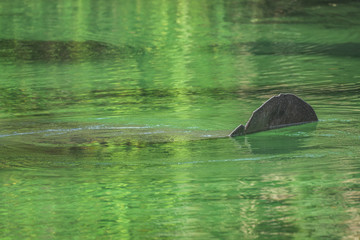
[1, 0, 360, 239]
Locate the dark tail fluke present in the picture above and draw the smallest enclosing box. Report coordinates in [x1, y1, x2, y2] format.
[229, 93, 318, 137]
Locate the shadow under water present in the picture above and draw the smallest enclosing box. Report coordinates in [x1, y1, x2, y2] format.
[0, 39, 145, 62]
[231, 122, 318, 154]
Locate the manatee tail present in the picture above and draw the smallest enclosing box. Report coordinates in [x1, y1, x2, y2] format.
[229, 93, 318, 137]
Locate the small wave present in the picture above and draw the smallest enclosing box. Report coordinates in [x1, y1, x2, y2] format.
[174, 155, 277, 165]
[0, 125, 151, 138]
[0, 128, 82, 138]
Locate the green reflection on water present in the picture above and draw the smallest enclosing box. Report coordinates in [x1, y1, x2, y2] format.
[1, 0, 360, 239]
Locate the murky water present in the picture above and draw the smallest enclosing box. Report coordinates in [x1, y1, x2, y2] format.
[1, 0, 360, 239]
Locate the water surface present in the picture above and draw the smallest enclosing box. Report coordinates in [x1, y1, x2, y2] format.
[1, 0, 360, 239]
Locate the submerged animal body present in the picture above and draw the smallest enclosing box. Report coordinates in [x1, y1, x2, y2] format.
[0, 94, 318, 151]
[229, 93, 318, 137]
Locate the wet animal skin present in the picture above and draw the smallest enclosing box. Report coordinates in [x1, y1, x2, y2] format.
[229, 93, 318, 137]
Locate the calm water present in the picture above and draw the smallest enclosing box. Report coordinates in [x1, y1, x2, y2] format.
[1, 0, 360, 239]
